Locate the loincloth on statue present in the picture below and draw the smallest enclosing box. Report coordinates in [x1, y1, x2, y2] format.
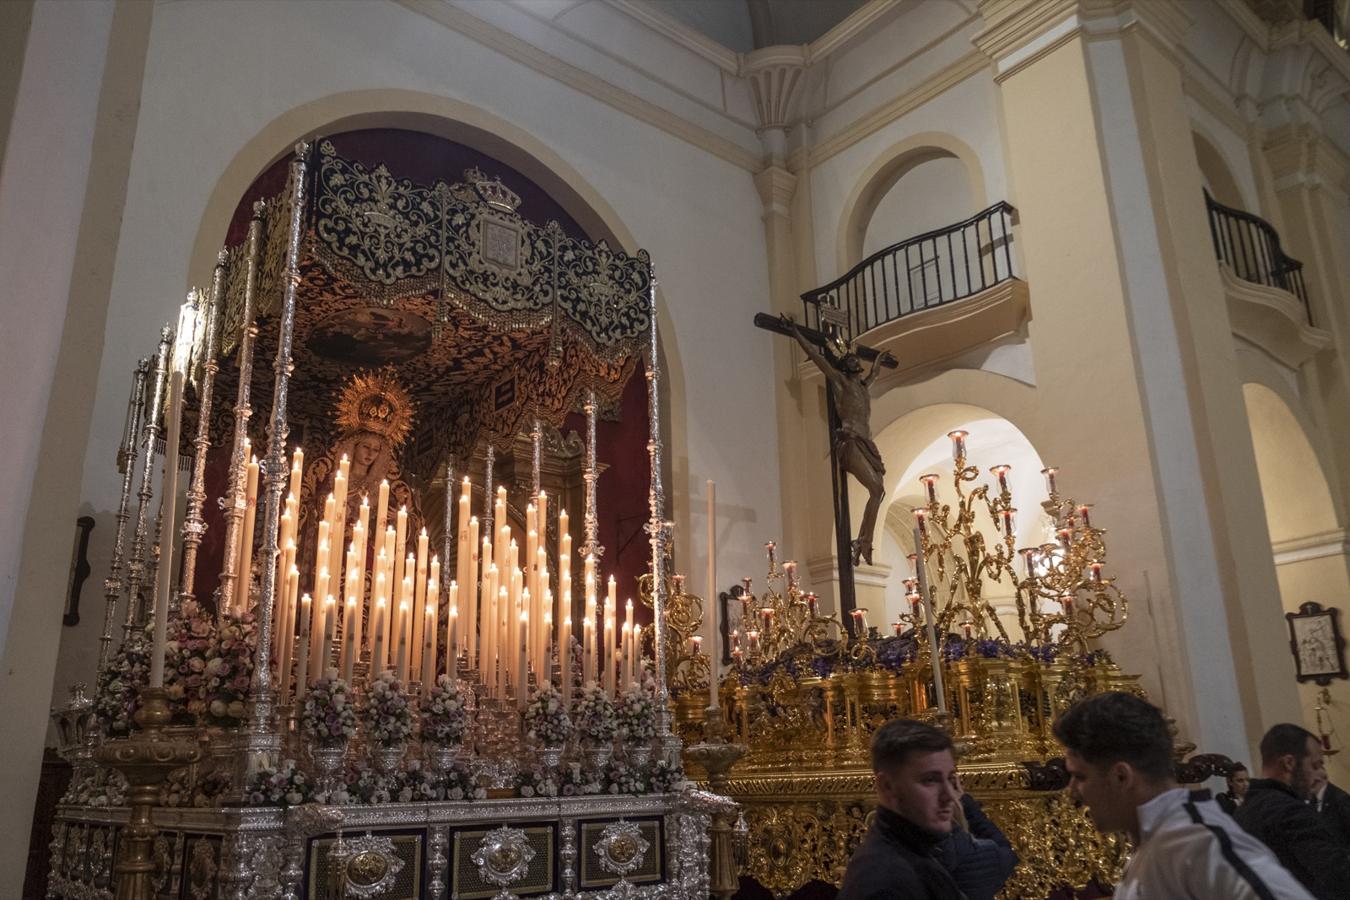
[833, 429, 885, 477]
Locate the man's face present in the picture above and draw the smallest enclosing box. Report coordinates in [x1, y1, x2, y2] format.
[1292, 737, 1326, 800]
[1065, 749, 1136, 835]
[1228, 768, 1250, 799]
[875, 749, 958, 833]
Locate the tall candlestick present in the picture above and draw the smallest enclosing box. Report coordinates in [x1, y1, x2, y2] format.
[234, 454, 260, 614]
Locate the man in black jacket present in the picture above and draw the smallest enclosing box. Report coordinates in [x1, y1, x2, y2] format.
[1235, 722, 1350, 899]
[837, 719, 965, 900]
[1311, 768, 1350, 846]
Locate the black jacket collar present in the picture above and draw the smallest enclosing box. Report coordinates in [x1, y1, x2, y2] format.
[1247, 777, 1304, 801]
[874, 806, 948, 854]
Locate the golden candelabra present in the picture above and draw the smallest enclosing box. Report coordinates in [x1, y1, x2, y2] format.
[668, 429, 1150, 899]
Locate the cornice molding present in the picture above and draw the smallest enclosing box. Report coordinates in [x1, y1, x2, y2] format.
[808, 50, 989, 167]
[396, 0, 762, 172]
[975, 0, 1190, 78]
[1263, 123, 1350, 194]
[1272, 528, 1350, 566]
[602, 0, 740, 73]
[806, 0, 902, 63]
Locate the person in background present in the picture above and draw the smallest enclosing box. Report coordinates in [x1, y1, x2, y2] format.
[836, 719, 964, 900]
[936, 773, 1018, 900]
[1217, 763, 1250, 815]
[1055, 692, 1313, 899]
[1309, 764, 1350, 846]
[1235, 723, 1350, 899]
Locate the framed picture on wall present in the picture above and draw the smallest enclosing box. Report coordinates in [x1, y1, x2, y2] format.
[1286, 601, 1349, 685]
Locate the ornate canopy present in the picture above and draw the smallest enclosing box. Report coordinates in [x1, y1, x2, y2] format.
[208, 140, 652, 482]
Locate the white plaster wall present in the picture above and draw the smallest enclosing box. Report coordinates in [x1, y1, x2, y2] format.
[1185, 97, 1262, 212]
[809, 72, 1009, 283]
[61, 0, 780, 701]
[862, 155, 975, 256]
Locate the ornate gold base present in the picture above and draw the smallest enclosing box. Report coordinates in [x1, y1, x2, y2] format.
[95, 688, 202, 900]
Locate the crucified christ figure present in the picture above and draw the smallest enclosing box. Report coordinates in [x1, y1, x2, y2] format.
[782, 313, 893, 566]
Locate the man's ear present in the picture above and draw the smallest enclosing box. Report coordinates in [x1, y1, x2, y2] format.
[1278, 754, 1296, 777]
[1109, 760, 1133, 788]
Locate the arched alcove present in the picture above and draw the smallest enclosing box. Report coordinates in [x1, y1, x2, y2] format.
[1193, 130, 1247, 211]
[1244, 382, 1350, 783]
[866, 403, 1050, 631]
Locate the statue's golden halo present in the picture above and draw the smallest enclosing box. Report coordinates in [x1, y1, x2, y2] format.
[333, 368, 415, 448]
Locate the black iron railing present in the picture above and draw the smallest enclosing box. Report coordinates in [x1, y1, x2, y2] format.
[1204, 189, 1311, 323]
[801, 202, 1017, 340]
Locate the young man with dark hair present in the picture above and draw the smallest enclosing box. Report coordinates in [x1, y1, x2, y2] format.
[1235, 723, 1350, 898]
[837, 719, 965, 900]
[1054, 692, 1312, 899]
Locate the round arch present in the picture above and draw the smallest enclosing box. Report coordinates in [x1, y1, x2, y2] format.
[1191, 128, 1249, 211]
[183, 88, 693, 539]
[835, 131, 990, 276]
[1244, 383, 1340, 543]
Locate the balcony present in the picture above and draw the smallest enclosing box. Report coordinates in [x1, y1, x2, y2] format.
[1205, 190, 1329, 367]
[800, 202, 1028, 374]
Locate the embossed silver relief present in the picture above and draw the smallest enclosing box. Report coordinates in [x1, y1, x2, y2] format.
[328, 832, 406, 899]
[594, 820, 650, 879]
[471, 825, 536, 900]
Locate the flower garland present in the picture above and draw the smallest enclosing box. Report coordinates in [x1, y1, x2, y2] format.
[615, 685, 656, 742]
[363, 671, 413, 747]
[300, 675, 357, 747]
[420, 674, 471, 745]
[573, 683, 617, 744]
[244, 758, 313, 807]
[523, 682, 573, 746]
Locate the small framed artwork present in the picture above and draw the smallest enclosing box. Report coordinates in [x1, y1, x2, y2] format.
[1286, 602, 1349, 685]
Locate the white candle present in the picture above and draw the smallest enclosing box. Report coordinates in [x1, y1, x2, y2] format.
[394, 506, 408, 610]
[372, 596, 387, 677]
[422, 603, 436, 697]
[150, 366, 186, 687]
[498, 585, 510, 698]
[288, 446, 303, 501]
[320, 595, 336, 679]
[447, 583, 459, 679]
[234, 453, 260, 614]
[310, 564, 329, 681]
[621, 621, 632, 689]
[396, 601, 409, 682]
[374, 480, 390, 552]
[342, 595, 358, 682]
[706, 479, 719, 706]
[561, 615, 573, 704]
[412, 529, 429, 675]
[466, 517, 479, 660]
[278, 563, 299, 702]
[295, 593, 312, 698]
[517, 607, 529, 710]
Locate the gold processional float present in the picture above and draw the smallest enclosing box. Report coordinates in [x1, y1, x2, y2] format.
[45, 138, 1229, 900]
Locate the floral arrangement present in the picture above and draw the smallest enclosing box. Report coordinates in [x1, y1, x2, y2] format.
[300, 675, 357, 747]
[516, 768, 559, 798]
[363, 670, 413, 747]
[560, 762, 601, 797]
[444, 762, 487, 801]
[95, 630, 151, 736]
[648, 758, 686, 793]
[192, 768, 233, 807]
[615, 685, 656, 741]
[523, 682, 573, 746]
[343, 764, 389, 805]
[573, 683, 617, 744]
[164, 601, 214, 721]
[420, 674, 471, 745]
[244, 758, 312, 807]
[395, 761, 443, 802]
[603, 759, 645, 795]
[203, 607, 256, 724]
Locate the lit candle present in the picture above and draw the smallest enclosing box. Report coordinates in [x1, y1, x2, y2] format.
[447, 581, 458, 677]
[394, 506, 408, 611]
[948, 429, 969, 462]
[396, 601, 410, 681]
[342, 595, 358, 682]
[1041, 466, 1059, 497]
[892, 622, 903, 637]
[234, 454, 260, 613]
[1001, 507, 1016, 537]
[622, 621, 633, 689]
[908, 591, 923, 623]
[457, 478, 471, 623]
[1020, 547, 1038, 578]
[805, 592, 818, 617]
[498, 584, 510, 699]
[962, 621, 974, 640]
[914, 508, 927, 536]
[310, 564, 329, 681]
[543, 608, 553, 685]
[422, 603, 436, 697]
[1090, 561, 1104, 584]
[278, 563, 299, 701]
[1058, 527, 1072, 550]
[783, 560, 797, 590]
[374, 479, 390, 552]
[1060, 594, 1074, 616]
[517, 608, 529, 710]
[413, 529, 429, 674]
[288, 446, 304, 499]
[1078, 504, 1093, 528]
[466, 516, 479, 660]
[562, 615, 574, 704]
[747, 629, 761, 656]
[766, 541, 776, 570]
[920, 473, 939, 504]
[690, 635, 703, 655]
[991, 464, 1011, 494]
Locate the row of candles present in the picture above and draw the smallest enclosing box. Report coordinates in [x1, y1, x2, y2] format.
[242, 448, 652, 710]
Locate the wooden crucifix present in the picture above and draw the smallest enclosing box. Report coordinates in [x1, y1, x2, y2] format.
[754, 311, 897, 632]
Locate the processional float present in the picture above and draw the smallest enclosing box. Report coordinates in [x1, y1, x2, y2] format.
[50, 139, 732, 900]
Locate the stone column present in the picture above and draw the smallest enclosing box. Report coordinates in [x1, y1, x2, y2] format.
[975, 0, 1298, 756]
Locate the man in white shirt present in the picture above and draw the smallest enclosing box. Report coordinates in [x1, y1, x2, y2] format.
[1054, 692, 1314, 899]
